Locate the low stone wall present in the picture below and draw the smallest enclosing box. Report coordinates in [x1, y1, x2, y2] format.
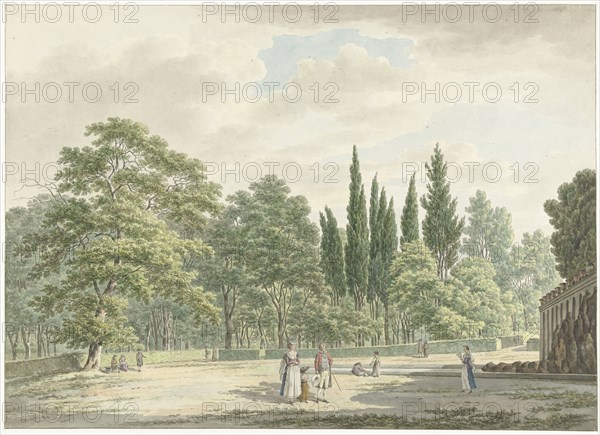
[4, 352, 85, 379]
[218, 349, 261, 361]
[527, 338, 540, 352]
[499, 335, 522, 348]
[263, 338, 500, 360]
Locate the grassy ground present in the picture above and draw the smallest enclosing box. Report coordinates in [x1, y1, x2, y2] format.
[4, 347, 597, 430]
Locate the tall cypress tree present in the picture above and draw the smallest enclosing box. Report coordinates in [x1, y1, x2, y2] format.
[346, 145, 369, 311]
[400, 173, 419, 247]
[373, 189, 388, 337]
[320, 206, 346, 305]
[368, 175, 381, 309]
[420, 143, 465, 280]
[381, 197, 398, 344]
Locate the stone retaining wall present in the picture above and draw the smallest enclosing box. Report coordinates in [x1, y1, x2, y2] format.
[5, 352, 85, 379]
[226, 338, 500, 361]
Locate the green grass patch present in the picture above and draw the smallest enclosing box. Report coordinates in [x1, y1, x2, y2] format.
[507, 390, 596, 409]
[250, 410, 589, 430]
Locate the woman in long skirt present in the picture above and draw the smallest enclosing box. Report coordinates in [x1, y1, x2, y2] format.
[279, 342, 301, 402]
[457, 346, 476, 393]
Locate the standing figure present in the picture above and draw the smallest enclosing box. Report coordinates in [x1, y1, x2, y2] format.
[369, 351, 381, 377]
[417, 338, 423, 357]
[119, 355, 129, 372]
[297, 366, 310, 403]
[136, 350, 145, 372]
[205, 347, 209, 360]
[457, 346, 476, 393]
[423, 340, 429, 358]
[314, 343, 333, 403]
[279, 342, 302, 403]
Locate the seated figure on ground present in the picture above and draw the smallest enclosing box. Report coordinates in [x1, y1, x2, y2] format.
[352, 362, 369, 376]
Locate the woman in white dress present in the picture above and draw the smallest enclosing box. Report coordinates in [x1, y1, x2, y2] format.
[457, 345, 477, 393]
[279, 342, 302, 402]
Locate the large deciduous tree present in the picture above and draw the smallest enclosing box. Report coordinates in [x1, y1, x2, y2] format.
[495, 230, 559, 331]
[388, 240, 442, 342]
[544, 169, 596, 280]
[231, 175, 325, 348]
[421, 143, 465, 280]
[29, 118, 222, 370]
[198, 204, 251, 349]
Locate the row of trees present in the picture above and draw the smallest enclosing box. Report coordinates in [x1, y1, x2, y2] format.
[4, 118, 596, 367]
[318, 144, 563, 346]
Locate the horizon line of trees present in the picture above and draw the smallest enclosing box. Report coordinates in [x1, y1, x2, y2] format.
[4, 118, 596, 366]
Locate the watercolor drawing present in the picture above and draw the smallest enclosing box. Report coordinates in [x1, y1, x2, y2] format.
[1, 2, 597, 432]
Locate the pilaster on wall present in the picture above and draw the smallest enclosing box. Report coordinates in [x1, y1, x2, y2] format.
[538, 264, 596, 365]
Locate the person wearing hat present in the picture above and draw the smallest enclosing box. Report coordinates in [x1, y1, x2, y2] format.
[314, 343, 333, 403]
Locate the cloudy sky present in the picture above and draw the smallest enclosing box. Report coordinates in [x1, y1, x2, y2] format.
[3, 3, 596, 240]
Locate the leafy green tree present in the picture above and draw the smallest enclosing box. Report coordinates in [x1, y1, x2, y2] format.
[231, 175, 325, 348]
[449, 258, 512, 334]
[198, 204, 252, 349]
[544, 169, 596, 280]
[319, 206, 346, 305]
[420, 143, 465, 280]
[345, 145, 369, 311]
[5, 197, 66, 360]
[462, 190, 513, 262]
[29, 118, 221, 370]
[495, 230, 559, 331]
[234, 286, 276, 349]
[400, 173, 419, 247]
[388, 240, 443, 340]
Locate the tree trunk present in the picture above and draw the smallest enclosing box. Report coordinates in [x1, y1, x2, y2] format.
[225, 317, 234, 350]
[21, 326, 31, 359]
[145, 321, 151, 352]
[277, 314, 286, 349]
[82, 341, 103, 370]
[384, 304, 390, 345]
[45, 327, 51, 357]
[257, 317, 266, 349]
[162, 307, 169, 351]
[223, 287, 236, 350]
[8, 328, 19, 360]
[36, 324, 43, 358]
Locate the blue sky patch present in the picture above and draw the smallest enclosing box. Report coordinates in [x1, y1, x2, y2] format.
[259, 29, 414, 84]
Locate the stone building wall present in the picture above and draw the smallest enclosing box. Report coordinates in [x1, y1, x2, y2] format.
[538, 265, 596, 373]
